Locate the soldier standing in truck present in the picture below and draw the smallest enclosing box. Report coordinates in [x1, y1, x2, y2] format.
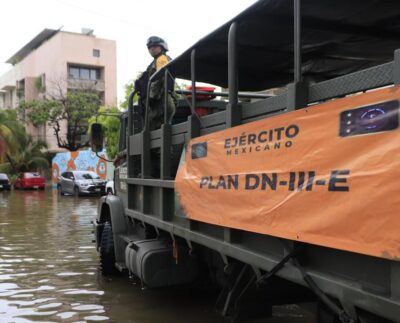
[135, 36, 176, 130]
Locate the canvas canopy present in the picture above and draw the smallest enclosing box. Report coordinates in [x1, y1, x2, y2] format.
[165, 0, 400, 91]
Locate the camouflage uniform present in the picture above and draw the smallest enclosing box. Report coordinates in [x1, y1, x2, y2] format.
[146, 53, 176, 130]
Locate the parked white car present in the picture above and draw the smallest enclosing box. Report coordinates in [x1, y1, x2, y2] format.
[106, 180, 114, 195]
[58, 171, 106, 196]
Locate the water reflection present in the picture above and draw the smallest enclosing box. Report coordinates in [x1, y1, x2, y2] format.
[0, 189, 106, 322]
[0, 189, 314, 323]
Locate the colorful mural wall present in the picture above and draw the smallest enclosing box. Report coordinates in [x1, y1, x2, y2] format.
[51, 149, 114, 186]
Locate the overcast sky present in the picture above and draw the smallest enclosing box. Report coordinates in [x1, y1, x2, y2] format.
[0, 0, 257, 103]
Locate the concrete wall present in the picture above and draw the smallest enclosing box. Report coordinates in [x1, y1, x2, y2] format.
[51, 148, 114, 186]
[0, 30, 117, 151]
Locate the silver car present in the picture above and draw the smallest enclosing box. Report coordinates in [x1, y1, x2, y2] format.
[58, 171, 107, 196]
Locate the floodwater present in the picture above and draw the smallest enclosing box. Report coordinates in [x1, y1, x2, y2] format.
[0, 189, 316, 323]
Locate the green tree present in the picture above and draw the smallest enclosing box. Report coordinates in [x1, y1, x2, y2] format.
[89, 106, 121, 159]
[89, 80, 140, 160]
[18, 90, 101, 151]
[119, 80, 135, 109]
[0, 110, 25, 162]
[0, 133, 48, 175]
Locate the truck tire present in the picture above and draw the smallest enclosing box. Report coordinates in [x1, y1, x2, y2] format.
[100, 222, 116, 275]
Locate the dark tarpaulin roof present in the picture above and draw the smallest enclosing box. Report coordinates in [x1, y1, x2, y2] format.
[166, 0, 400, 91]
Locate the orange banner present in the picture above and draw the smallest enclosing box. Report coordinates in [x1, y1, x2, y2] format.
[175, 86, 400, 260]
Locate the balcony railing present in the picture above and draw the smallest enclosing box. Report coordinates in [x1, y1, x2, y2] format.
[67, 79, 105, 91]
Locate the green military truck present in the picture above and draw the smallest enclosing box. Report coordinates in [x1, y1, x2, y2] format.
[91, 1, 400, 322]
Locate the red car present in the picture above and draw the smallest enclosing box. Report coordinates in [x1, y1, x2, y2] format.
[14, 172, 45, 190]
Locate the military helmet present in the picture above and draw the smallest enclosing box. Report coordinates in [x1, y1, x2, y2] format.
[146, 36, 169, 52]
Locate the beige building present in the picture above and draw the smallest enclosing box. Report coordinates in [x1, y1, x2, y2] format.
[0, 28, 117, 152]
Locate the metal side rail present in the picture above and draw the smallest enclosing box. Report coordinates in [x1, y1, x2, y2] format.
[125, 208, 400, 322]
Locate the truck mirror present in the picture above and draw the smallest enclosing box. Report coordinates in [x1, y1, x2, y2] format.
[91, 123, 103, 152]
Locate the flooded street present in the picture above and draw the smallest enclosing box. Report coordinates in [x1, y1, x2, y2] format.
[0, 189, 315, 323]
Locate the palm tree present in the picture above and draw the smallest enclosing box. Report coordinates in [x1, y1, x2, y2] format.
[0, 110, 21, 162]
[0, 134, 48, 174]
[0, 109, 49, 175]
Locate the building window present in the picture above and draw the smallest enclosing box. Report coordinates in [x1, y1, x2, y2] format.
[69, 66, 101, 80]
[80, 68, 90, 80]
[93, 49, 100, 57]
[69, 67, 80, 79]
[90, 69, 100, 80]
